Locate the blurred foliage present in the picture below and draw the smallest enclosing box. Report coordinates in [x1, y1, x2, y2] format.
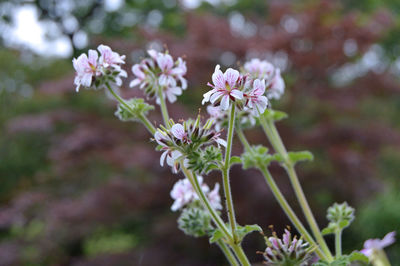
[0, 0, 399, 265]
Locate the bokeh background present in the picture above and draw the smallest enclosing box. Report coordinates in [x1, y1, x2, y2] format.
[0, 0, 400, 265]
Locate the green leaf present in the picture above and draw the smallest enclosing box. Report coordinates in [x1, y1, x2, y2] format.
[288, 151, 313, 164]
[241, 145, 279, 170]
[321, 226, 335, 236]
[209, 229, 224, 244]
[236, 224, 262, 242]
[349, 252, 369, 263]
[338, 220, 350, 229]
[229, 156, 242, 166]
[262, 109, 288, 122]
[313, 256, 350, 266]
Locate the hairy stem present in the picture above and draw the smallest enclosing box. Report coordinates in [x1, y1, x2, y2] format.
[260, 116, 333, 262]
[106, 83, 155, 134]
[260, 167, 328, 261]
[223, 104, 239, 243]
[230, 243, 251, 266]
[157, 85, 170, 127]
[335, 229, 342, 258]
[182, 165, 233, 242]
[217, 240, 240, 266]
[182, 166, 251, 266]
[236, 129, 328, 260]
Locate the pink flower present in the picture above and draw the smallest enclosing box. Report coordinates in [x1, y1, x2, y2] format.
[207, 183, 222, 210]
[98, 44, 126, 68]
[155, 131, 183, 173]
[267, 69, 285, 100]
[170, 177, 221, 212]
[244, 58, 274, 80]
[130, 50, 187, 103]
[72, 49, 99, 92]
[170, 123, 190, 143]
[202, 65, 243, 110]
[170, 178, 193, 211]
[361, 231, 396, 257]
[244, 79, 269, 116]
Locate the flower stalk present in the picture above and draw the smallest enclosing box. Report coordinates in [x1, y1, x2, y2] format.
[223, 104, 239, 243]
[106, 83, 156, 134]
[157, 85, 170, 127]
[217, 240, 240, 266]
[259, 115, 333, 262]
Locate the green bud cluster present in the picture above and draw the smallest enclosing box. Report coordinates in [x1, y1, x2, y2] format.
[178, 206, 212, 238]
[114, 98, 154, 122]
[322, 202, 355, 235]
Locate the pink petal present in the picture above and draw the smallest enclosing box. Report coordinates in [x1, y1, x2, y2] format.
[171, 124, 185, 139]
[224, 68, 239, 88]
[212, 65, 225, 89]
[220, 95, 230, 110]
[230, 89, 243, 99]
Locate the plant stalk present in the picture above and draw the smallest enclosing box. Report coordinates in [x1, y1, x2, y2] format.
[223, 104, 239, 243]
[157, 85, 170, 127]
[335, 229, 342, 258]
[106, 83, 155, 134]
[260, 116, 333, 262]
[217, 240, 240, 266]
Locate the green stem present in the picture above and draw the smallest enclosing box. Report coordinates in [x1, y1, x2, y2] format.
[106, 83, 155, 134]
[236, 128, 328, 260]
[157, 85, 170, 127]
[230, 244, 251, 266]
[223, 104, 239, 243]
[138, 113, 156, 135]
[259, 167, 328, 261]
[217, 240, 240, 266]
[181, 165, 233, 242]
[335, 229, 342, 258]
[182, 166, 250, 266]
[372, 249, 392, 266]
[235, 127, 252, 152]
[260, 116, 334, 262]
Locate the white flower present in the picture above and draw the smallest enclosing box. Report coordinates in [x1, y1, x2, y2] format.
[361, 231, 396, 257]
[170, 177, 222, 212]
[202, 65, 243, 110]
[72, 44, 127, 92]
[244, 79, 269, 116]
[130, 50, 187, 104]
[267, 69, 285, 100]
[243, 58, 285, 100]
[98, 44, 126, 68]
[207, 183, 222, 210]
[244, 58, 274, 80]
[72, 50, 99, 92]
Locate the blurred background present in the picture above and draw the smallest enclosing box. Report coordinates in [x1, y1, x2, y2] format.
[0, 0, 399, 265]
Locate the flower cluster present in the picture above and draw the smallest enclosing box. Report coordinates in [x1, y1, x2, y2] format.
[154, 117, 226, 173]
[243, 58, 285, 100]
[202, 60, 284, 124]
[262, 229, 312, 266]
[170, 177, 222, 211]
[361, 231, 396, 257]
[130, 49, 187, 104]
[73, 44, 126, 92]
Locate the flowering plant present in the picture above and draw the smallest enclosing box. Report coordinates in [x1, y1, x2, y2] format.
[73, 46, 396, 265]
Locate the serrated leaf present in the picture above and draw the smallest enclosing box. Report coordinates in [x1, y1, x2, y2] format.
[263, 109, 288, 122]
[288, 151, 313, 164]
[209, 229, 224, 244]
[230, 156, 242, 166]
[349, 252, 369, 263]
[236, 224, 262, 242]
[204, 164, 220, 174]
[321, 226, 335, 235]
